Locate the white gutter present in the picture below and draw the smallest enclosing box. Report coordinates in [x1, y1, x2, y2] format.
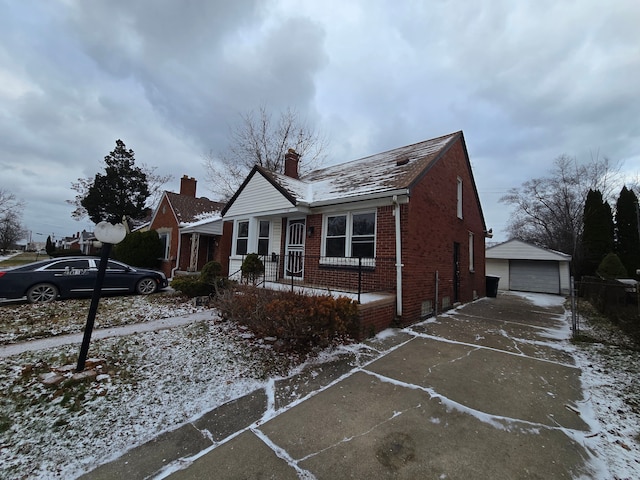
[393, 195, 403, 317]
[170, 232, 182, 280]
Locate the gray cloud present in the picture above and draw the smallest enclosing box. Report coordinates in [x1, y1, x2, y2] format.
[0, 0, 638, 242]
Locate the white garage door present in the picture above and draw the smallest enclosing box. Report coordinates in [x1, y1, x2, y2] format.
[509, 260, 560, 294]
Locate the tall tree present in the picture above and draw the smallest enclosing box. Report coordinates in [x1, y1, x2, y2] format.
[581, 189, 614, 276]
[204, 105, 327, 200]
[69, 162, 170, 222]
[0, 188, 26, 252]
[80, 140, 151, 224]
[0, 212, 26, 252]
[615, 186, 640, 278]
[500, 154, 619, 264]
[45, 235, 55, 255]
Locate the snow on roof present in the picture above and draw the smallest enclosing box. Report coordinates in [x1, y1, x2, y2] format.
[179, 211, 222, 228]
[268, 132, 458, 204]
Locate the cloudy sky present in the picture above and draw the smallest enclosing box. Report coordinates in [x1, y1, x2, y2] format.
[1, 0, 639, 245]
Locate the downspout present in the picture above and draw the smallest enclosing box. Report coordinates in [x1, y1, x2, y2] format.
[170, 231, 182, 280]
[393, 195, 403, 317]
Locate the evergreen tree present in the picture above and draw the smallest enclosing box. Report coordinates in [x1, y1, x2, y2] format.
[596, 252, 627, 279]
[615, 186, 640, 278]
[81, 140, 150, 224]
[581, 189, 614, 276]
[45, 235, 55, 255]
[113, 230, 163, 269]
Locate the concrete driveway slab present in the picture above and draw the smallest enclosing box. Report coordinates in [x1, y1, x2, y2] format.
[365, 337, 588, 430]
[166, 430, 300, 480]
[257, 370, 592, 479]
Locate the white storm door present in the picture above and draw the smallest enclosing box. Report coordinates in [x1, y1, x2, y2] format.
[285, 219, 305, 279]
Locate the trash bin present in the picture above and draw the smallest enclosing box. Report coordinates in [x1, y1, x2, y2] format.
[486, 275, 500, 298]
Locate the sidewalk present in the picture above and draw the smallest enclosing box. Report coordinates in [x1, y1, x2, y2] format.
[0, 310, 213, 358]
[81, 293, 598, 479]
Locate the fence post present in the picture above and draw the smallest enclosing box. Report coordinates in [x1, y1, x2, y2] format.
[357, 257, 362, 304]
[570, 276, 578, 337]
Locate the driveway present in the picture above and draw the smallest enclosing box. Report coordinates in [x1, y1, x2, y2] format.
[84, 292, 601, 479]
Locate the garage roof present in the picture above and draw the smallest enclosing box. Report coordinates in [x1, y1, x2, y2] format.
[486, 239, 571, 261]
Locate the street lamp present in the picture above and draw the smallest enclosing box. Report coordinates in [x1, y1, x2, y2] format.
[76, 221, 127, 371]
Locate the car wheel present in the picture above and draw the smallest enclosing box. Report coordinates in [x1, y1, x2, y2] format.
[136, 278, 157, 295]
[26, 283, 59, 303]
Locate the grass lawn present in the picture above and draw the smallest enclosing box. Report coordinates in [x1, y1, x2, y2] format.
[0, 252, 50, 268]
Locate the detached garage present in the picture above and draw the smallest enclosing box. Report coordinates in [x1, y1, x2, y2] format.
[486, 239, 572, 295]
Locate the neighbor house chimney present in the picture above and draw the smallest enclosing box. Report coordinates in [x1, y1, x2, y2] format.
[180, 175, 197, 197]
[284, 149, 300, 179]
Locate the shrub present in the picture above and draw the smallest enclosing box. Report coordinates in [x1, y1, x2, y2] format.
[215, 285, 359, 353]
[114, 230, 164, 269]
[596, 253, 627, 279]
[241, 253, 264, 284]
[170, 275, 213, 297]
[201, 261, 222, 283]
[171, 261, 230, 298]
[51, 249, 85, 258]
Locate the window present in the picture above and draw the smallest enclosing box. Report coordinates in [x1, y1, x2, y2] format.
[469, 232, 474, 272]
[326, 215, 346, 257]
[159, 233, 170, 260]
[43, 259, 90, 271]
[351, 212, 375, 258]
[457, 177, 463, 219]
[257, 220, 270, 256]
[324, 211, 375, 258]
[104, 260, 128, 272]
[236, 220, 249, 255]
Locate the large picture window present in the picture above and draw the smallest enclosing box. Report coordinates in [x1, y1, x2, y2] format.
[324, 211, 375, 258]
[236, 220, 249, 255]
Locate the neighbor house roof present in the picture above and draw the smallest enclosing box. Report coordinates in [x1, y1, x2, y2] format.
[223, 131, 469, 215]
[162, 192, 225, 224]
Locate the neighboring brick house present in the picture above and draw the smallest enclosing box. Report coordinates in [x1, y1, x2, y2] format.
[149, 176, 225, 278]
[221, 131, 489, 335]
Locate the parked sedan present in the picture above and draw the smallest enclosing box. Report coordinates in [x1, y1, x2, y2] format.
[0, 257, 168, 303]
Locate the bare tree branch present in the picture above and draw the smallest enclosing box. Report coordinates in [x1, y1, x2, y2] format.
[500, 154, 621, 262]
[203, 105, 328, 200]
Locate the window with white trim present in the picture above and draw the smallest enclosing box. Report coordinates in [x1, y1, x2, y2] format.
[236, 220, 249, 255]
[159, 233, 170, 260]
[257, 220, 270, 256]
[324, 211, 376, 258]
[457, 177, 463, 219]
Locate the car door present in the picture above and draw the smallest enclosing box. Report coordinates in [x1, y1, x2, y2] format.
[41, 259, 94, 296]
[100, 259, 135, 292]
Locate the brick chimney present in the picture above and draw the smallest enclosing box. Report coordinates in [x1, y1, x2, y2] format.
[180, 175, 197, 197]
[284, 149, 300, 179]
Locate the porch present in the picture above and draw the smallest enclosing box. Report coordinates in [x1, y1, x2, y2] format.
[229, 254, 397, 303]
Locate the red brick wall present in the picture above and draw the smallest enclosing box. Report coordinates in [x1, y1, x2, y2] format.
[400, 139, 486, 325]
[149, 196, 178, 278]
[218, 221, 233, 276]
[357, 300, 396, 339]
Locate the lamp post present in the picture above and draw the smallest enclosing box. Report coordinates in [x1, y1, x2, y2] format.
[76, 221, 127, 372]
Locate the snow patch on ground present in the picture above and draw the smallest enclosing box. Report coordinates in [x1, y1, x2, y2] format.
[1, 290, 639, 479]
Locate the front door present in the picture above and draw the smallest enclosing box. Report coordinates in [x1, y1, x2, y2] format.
[285, 219, 305, 279]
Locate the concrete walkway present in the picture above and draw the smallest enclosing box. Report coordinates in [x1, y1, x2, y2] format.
[81, 292, 598, 479]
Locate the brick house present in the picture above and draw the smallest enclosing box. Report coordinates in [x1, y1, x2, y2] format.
[149, 176, 225, 278]
[221, 131, 489, 335]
